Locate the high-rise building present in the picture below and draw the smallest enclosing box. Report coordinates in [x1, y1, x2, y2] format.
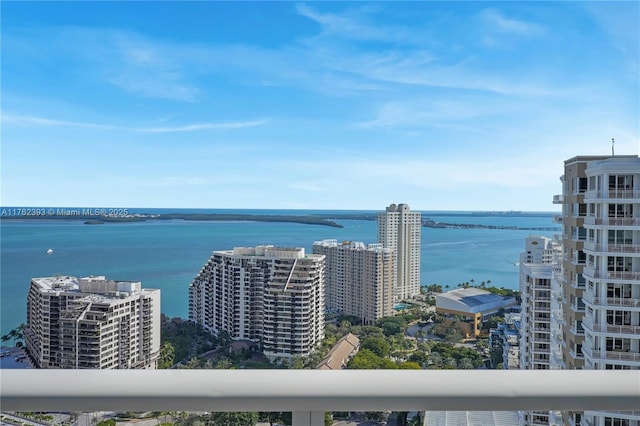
[24, 275, 161, 369]
[553, 155, 640, 426]
[312, 240, 395, 324]
[518, 236, 563, 426]
[377, 203, 422, 300]
[189, 246, 325, 360]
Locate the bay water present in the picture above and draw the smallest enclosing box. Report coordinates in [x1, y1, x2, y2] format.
[0, 210, 558, 336]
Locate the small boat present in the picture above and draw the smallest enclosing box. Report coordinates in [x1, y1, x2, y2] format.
[46, 248, 54, 254]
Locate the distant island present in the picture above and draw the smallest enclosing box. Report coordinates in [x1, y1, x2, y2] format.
[2, 212, 344, 228]
[420, 218, 559, 231]
[2, 210, 560, 231]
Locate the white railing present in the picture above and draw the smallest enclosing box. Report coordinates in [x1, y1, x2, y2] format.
[588, 297, 640, 308]
[589, 351, 640, 362]
[590, 244, 640, 254]
[586, 323, 640, 335]
[1, 370, 640, 426]
[584, 189, 640, 200]
[584, 216, 640, 227]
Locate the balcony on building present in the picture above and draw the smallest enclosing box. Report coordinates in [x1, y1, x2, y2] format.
[584, 215, 640, 228]
[584, 188, 640, 201]
[553, 194, 564, 204]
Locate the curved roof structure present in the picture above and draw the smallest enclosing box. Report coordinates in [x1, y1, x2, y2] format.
[436, 288, 516, 315]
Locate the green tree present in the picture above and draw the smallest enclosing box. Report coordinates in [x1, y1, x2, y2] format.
[348, 349, 397, 369]
[259, 412, 291, 426]
[458, 358, 475, 370]
[215, 357, 233, 369]
[398, 361, 422, 369]
[203, 412, 258, 426]
[2, 324, 25, 347]
[325, 412, 333, 426]
[290, 356, 305, 369]
[376, 317, 407, 337]
[408, 350, 430, 367]
[158, 342, 175, 369]
[361, 336, 390, 358]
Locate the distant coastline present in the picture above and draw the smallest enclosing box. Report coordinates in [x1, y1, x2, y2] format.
[1, 210, 560, 231]
[1, 213, 345, 228]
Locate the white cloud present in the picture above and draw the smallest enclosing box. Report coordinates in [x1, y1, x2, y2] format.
[2, 114, 267, 133]
[135, 120, 268, 133]
[1, 114, 115, 129]
[480, 9, 545, 37]
[295, 3, 410, 43]
[356, 101, 482, 129]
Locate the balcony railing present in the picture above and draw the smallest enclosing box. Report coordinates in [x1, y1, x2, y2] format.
[588, 351, 640, 362]
[584, 217, 640, 227]
[582, 269, 640, 281]
[587, 323, 640, 335]
[588, 244, 640, 254]
[585, 297, 640, 308]
[584, 189, 640, 200]
[2, 370, 640, 426]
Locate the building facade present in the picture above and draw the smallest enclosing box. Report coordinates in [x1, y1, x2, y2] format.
[312, 240, 395, 324]
[580, 157, 640, 426]
[377, 203, 422, 300]
[189, 246, 325, 360]
[24, 275, 161, 369]
[554, 155, 640, 426]
[518, 236, 563, 426]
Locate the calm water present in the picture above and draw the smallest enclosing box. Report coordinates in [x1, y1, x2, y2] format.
[0, 210, 558, 336]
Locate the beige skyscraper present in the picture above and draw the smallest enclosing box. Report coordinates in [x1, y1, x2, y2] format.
[189, 245, 325, 360]
[313, 240, 395, 324]
[377, 203, 422, 300]
[553, 155, 640, 426]
[24, 275, 161, 369]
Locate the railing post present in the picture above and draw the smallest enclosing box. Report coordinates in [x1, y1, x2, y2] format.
[292, 411, 324, 426]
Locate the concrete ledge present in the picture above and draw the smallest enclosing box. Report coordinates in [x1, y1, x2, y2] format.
[1, 370, 639, 412]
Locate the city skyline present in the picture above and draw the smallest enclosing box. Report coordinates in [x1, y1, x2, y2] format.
[2, 2, 639, 211]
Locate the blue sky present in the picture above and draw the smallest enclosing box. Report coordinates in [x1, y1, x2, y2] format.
[2, 1, 638, 211]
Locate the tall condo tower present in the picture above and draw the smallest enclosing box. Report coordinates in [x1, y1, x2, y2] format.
[553, 155, 640, 426]
[24, 275, 161, 369]
[518, 235, 563, 426]
[312, 240, 395, 324]
[189, 246, 325, 360]
[377, 203, 422, 300]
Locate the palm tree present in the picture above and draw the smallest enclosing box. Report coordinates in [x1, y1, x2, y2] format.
[14, 324, 26, 346]
[7, 329, 17, 347]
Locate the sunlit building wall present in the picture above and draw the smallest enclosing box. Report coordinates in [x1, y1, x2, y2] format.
[24, 275, 161, 369]
[377, 203, 421, 301]
[313, 239, 395, 325]
[189, 246, 325, 360]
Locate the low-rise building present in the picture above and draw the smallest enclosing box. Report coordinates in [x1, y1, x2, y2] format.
[489, 312, 521, 369]
[316, 333, 360, 370]
[436, 288, 517, 337]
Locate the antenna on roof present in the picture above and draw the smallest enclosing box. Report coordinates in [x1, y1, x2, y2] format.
[612, 138, 615, 156]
